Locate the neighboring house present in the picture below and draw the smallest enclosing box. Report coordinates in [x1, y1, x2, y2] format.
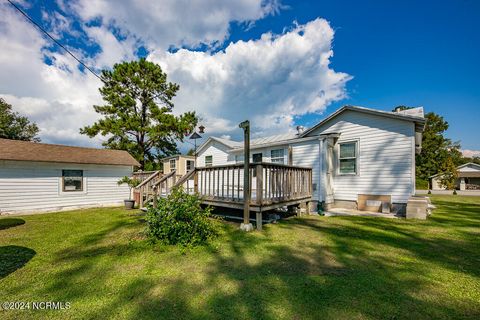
[161, 155, 195, 175]
[0, 138, 140, 214]
[430, 162, 480, 190]
[196, 106, 425, 212]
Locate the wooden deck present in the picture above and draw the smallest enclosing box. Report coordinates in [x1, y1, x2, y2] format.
[135, 162, 313, 216]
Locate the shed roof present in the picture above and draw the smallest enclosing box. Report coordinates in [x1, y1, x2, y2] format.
[0, 138, 140, 167]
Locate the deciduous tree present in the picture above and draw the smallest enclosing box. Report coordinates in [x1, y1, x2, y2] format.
[0, 98, 40, 142]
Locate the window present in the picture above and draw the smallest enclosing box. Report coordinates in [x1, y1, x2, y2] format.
[339, 142, 357, 174]
[235, 155, 244, 164]
[252, 153, 262, 163]
[62, 170, 83, 192]
[186, 160, 194, 171]
[170, 159, 176, 172]
[205, 155, 213, 167]
[270, 149, 285, 164]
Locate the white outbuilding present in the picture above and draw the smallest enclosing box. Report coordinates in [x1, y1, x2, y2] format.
[0, 138, 140, 215]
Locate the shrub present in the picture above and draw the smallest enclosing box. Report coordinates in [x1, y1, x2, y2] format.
[145, 188, 218, 246]
[416, 178, 429, 190]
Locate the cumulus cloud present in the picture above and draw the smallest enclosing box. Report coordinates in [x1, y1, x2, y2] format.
[462, 150, 480, 158]
[66, 0, 282, 49]
[0, 1, 350, 147]
[0, 2, 103, 146]
[149, 18, 351, 138]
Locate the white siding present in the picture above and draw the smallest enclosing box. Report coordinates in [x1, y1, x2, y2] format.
[306, 110, 415, 203]
[230, 146, 288, 164]
[291, 141, 320, 200]
[0, 160, 133, 214]
[196, 142, 235, 167]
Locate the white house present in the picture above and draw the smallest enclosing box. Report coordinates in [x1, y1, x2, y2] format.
[0, 138, 140, 214]
[430, 162, 480, 190]
[196, 106, 425, 212]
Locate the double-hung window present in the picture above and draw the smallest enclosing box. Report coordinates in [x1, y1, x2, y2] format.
[205, 155, 213, 167]
[186, 160, 194, 171]
[339, 142, 357, 174]
[270, 149, 285, 164]
[170, 159, 176, 172]
[62, 170, 83, 192]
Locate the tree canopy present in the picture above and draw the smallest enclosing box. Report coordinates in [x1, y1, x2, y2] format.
[80, 58, 197, 169]
[0, 98, 40, 142]
[416, 112, 463, 188]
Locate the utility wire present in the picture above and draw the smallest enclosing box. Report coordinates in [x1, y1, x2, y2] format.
[7, 0, 102, 81]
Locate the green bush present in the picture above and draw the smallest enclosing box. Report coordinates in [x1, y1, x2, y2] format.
[145, 188, 218, 246]
[416, 178, 429, 190]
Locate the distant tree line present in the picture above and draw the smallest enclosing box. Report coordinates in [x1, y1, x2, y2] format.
[395, 106, 476, 189]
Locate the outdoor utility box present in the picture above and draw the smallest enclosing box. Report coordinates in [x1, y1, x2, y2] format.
[406, 197, 429, 219]
[358, 194, 391, 213]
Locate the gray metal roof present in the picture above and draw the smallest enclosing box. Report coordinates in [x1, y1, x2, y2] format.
[199, 105, 426, 153]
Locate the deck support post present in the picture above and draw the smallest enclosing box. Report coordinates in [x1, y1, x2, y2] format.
[193, 170, 198, 193]
[139, 186, 144, 208]
[256, 211, 263, 231]
[152, 186, 158, 207]
[239, 120, 253, 232]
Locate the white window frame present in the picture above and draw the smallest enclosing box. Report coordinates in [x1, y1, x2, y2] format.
[169, 159, 176, 172]
[62, 169, 84, 192]
[186, 159, 194, 171]
[205, 155, 213, 167]
[252, 152, 263, 163]
[338, 140, 359, 175]
[270, 149, 285, 164]
[235, 154, 245, 164]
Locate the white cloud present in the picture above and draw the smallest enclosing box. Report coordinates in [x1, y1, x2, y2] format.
[462, 150, 480, 158]
[0, 1, 350, 148]
[67, 0, 281, 49]
[149, 18, 351, 138]
[0, 3, 103, 147]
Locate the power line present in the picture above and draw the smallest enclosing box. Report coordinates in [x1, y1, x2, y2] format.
[7, 0, 102, 81]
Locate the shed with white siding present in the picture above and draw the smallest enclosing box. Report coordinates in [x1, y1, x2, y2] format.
[0, 138, 140, 214]
[196, 106, 425, 212]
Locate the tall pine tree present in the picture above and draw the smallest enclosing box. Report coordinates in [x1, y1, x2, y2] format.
[81, 59, 197, 169]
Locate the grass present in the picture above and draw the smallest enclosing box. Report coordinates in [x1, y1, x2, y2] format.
[0, 195, 479, 319]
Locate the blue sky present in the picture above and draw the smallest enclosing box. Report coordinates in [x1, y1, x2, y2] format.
[1, 0, 479, 154]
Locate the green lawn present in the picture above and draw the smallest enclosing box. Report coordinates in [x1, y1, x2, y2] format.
[1, 196, 479, 319]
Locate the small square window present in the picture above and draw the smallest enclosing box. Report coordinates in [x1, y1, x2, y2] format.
[62, 170, 83, 192]
[252, 153, 262, 163]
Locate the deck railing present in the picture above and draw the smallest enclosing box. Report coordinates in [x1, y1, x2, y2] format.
[140, 163, 313, 210]
[190, 162, 312, 208]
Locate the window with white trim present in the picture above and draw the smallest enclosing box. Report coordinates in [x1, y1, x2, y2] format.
[339, 142, 357, 174]
[252, 153, 262, 163]
[62, 170, 83, 192]
[235, 155, 244, 164]
[186, 160, 194, 171]
[270, 149, 285, 164]
[170, 159, 176, 172]
[205, 155, 213, 167]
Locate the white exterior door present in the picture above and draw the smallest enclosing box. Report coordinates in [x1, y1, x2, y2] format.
[326, 141, 335, 203]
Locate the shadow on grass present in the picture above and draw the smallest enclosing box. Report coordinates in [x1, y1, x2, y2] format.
[34, 201, 480, 319]
[0, 245, 36, 279]
[0, 218, 25, 230]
